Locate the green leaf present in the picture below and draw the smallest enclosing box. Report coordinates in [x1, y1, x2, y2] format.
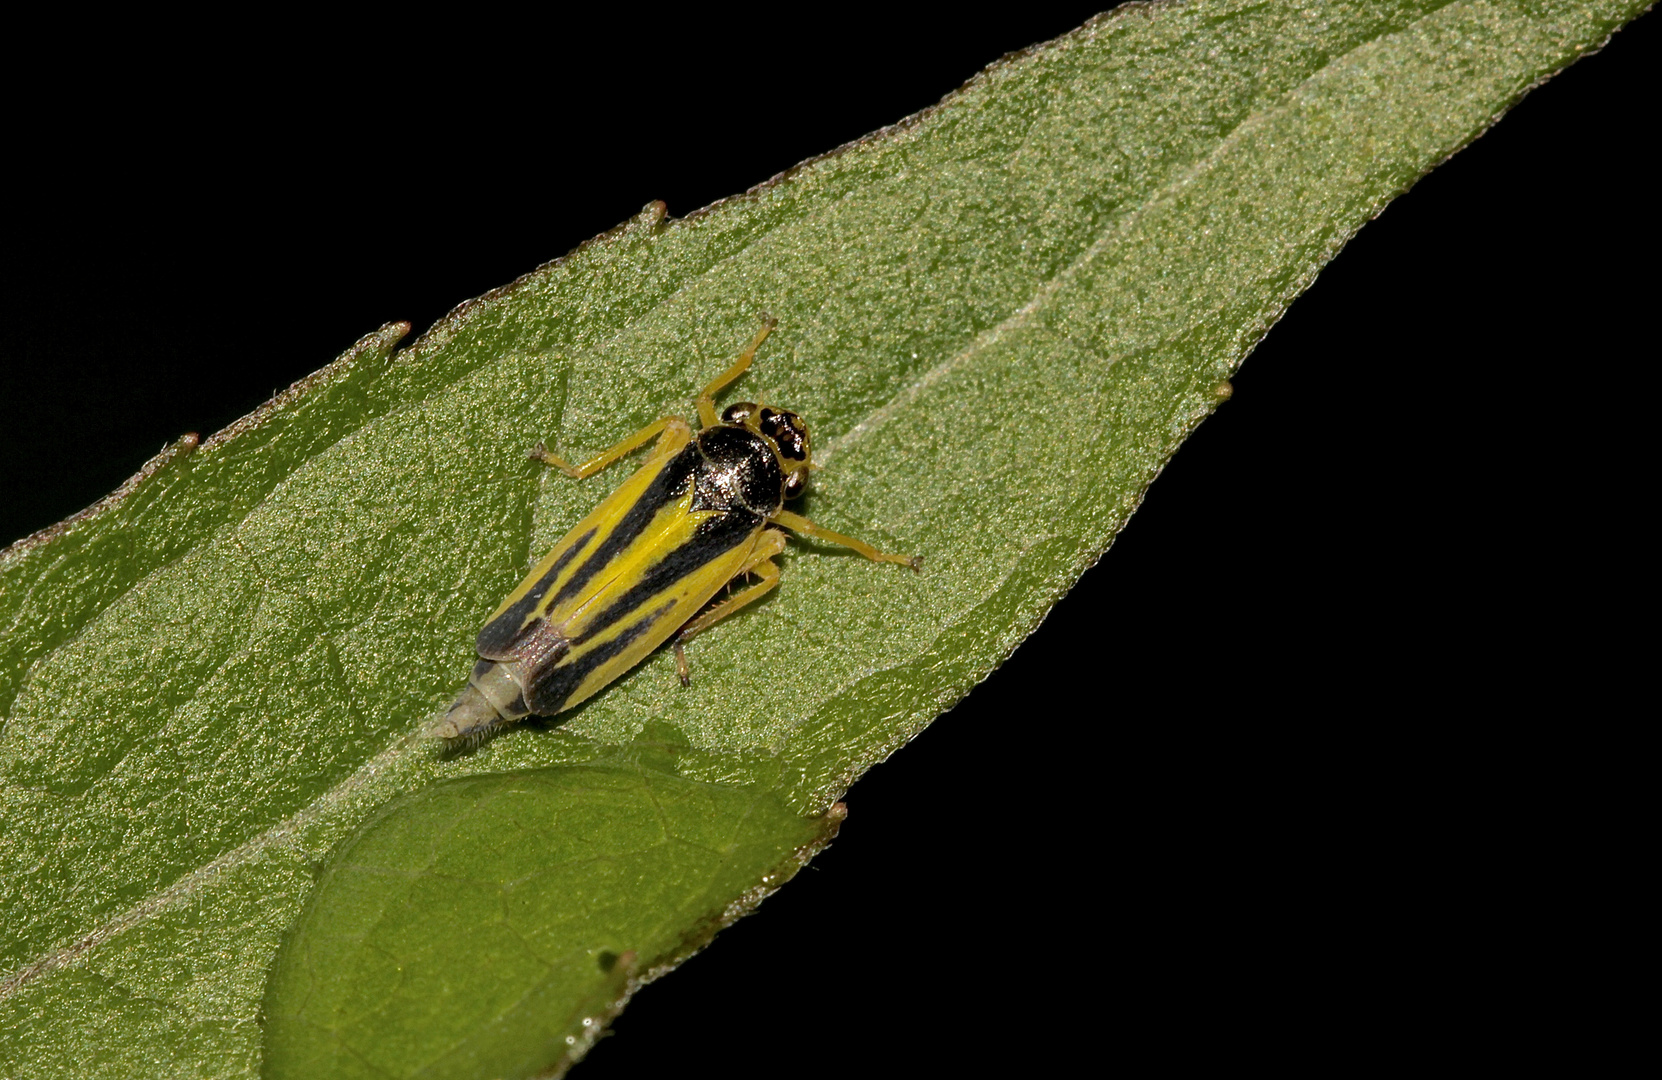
[1, 3, 1645, 1077]
[261, 759, 842, 1079]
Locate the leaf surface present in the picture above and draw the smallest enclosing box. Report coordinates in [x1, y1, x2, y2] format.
[262, 759, 839, 1079]
[0, 3, 1645, 1077]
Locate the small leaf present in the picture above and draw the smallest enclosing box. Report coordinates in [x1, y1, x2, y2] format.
[262, 760, 840, 1080]
[0, 4, 1648, 1078]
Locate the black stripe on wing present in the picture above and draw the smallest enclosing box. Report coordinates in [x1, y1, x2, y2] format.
[525, 600, 677, 715]
[476, 528, 596, 660]
[572, 507, 762, 647]
[544, 443, 702, 614]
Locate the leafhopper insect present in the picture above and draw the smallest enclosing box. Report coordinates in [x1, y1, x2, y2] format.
[432, 318, 920, 746]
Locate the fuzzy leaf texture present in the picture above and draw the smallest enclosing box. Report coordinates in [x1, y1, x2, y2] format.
[0, 3, 1646, 1078]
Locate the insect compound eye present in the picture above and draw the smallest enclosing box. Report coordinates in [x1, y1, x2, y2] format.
[783, 470, 807, 500]
[759, 408, 810, 462]
[721, 401, 757, 424]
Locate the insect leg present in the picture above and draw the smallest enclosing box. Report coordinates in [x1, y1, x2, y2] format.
[770, 509, 922, 571]
[672, 529, 788, 686]
[530, 417, 692, 479]
[695, 315, 778, 428]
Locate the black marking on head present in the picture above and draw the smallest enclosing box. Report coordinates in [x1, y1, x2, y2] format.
[758, 408, 808, 462]
[524, 599, 676, 714]
[573, 507, 760, 646]
[476, 528, 596, 659]
[784, 471, 806, 500]
[693, 426, 785, 516]
[546, 443, 701, 612]
[721, 401, 756, 424]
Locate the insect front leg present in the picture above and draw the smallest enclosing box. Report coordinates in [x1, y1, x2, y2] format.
[694, 315, 778, 428]
[770, 509, 921, 571]
[530, 416, 692, 479]
[672, 528, 789, 686]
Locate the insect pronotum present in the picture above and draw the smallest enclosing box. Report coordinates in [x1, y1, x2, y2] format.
[431, 317, 920, 747]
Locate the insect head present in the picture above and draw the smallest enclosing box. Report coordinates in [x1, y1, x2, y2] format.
[721, 401, 812, 499]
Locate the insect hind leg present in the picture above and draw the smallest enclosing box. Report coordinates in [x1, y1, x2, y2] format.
[672, 528, 788, 686]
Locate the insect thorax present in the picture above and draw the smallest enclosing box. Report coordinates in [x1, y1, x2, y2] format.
[692, 425, 786, 517]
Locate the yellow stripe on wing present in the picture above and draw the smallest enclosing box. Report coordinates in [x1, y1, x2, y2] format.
[522, 495, 764, 715]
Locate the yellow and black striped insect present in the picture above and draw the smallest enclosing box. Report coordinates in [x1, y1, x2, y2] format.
[432, 318, 920, 746]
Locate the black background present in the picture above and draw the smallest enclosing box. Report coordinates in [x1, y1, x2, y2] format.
[3, 7, 1653, 1073]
